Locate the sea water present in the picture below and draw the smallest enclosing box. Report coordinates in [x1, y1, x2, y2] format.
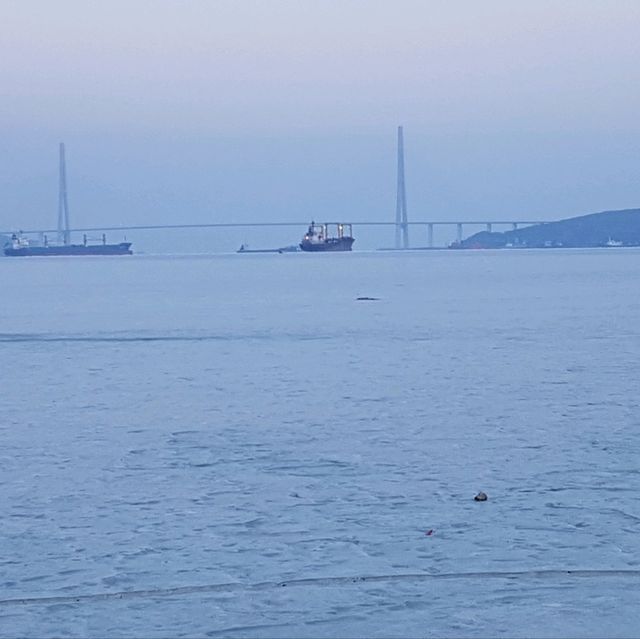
[1, 249, 639, 637]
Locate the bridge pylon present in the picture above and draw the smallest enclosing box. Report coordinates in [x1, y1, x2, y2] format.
[57, 143, 71, 245]
[395, 126, 409, 249]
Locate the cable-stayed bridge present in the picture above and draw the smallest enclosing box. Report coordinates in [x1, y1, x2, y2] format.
[1, 219, 546, 249]
[0, 130, 548, 248]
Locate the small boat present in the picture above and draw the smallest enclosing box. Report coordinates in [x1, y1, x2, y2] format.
[237, 244, 280, 254]
[237, 244, 300, 254]
[300, 222, 354, 252]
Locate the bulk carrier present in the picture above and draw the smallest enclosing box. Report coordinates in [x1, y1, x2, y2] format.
[4, 233, 132, 256]
[3, 143, 133, 257]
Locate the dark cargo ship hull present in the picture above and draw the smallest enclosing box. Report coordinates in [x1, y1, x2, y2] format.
[4, 242, 132, 256]
[300, 237, 354, 252]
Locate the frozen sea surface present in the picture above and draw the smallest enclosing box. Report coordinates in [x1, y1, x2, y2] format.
[1, 249, 640, 637]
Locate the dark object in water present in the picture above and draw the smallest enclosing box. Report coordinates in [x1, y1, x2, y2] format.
[474, 492, 488, 502]
[356, 296, 380, 301]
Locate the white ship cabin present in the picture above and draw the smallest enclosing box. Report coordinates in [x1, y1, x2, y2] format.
[10, 234, 30, 250]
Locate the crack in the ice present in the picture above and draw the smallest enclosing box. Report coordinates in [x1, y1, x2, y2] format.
[1, 569, 639, 607]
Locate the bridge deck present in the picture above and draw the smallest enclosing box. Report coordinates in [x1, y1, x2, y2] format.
[1, 220, 547, 235]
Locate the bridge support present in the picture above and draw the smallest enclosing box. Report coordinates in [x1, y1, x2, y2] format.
[395, 126, 409, 249]
[512, 222, 518, 231]
[457, 223, 463, 245]
[57, 143, 71, 245]
[486, 223, 492, 233]
[427, 223, 434, 248]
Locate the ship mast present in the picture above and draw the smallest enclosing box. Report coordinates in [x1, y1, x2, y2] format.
[394, 126, 409, 249]
[57, 142, 70, 245]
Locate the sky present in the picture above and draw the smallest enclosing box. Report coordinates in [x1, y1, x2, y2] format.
[2, 0, 640, 246]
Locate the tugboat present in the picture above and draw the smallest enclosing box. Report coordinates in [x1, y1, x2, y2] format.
[300, 222, 354, 252]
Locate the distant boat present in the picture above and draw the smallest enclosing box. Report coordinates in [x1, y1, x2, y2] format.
[4, 233, 132, 257]
[237, 244, 300, 254]
[299, 222, 354, 252]
[603, 238, 624, 247]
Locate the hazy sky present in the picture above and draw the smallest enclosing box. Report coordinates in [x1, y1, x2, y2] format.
[2, 0, 640, 236]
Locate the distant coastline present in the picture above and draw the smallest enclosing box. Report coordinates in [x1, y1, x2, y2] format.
[454, 208, 640, 249]
[5, 209, 640, 255]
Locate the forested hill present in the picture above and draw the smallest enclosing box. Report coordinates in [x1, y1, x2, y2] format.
[459, 208, 640, 248]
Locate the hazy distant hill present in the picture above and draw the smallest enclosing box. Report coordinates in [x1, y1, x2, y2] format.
[459, 208, 640, 248]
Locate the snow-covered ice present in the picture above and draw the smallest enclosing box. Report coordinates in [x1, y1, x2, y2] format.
[1, 249, 639, 637]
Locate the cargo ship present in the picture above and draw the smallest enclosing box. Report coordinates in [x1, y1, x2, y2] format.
[3, 142, 133, 257]
[300, 222, 354, 252]
[4, 233, 132, 257]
